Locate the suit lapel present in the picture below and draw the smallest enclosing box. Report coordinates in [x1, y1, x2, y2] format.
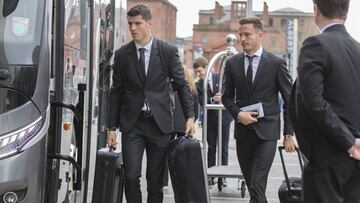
[252, 51, 267, 90]
[128, 41, 145, 83]
[146, 38, 158, 82]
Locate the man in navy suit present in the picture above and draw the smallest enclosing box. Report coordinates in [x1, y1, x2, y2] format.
[107, 5, 195, 203]
[294, 0, 360, 202]
[193, 56, 233, 175]
[222, 18, 296, 203]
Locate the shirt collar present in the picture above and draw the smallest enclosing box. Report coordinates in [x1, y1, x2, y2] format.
[208, 71, 213, 81]
[320, 23, 343, 33]
[244, 46, 263, 58]
[135, 37, 153, 52]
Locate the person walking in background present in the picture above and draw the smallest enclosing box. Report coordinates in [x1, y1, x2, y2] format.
[107, 5, 195, 203]
[222, 18, 296, 203]
[193, 56, 233, 185]
[294, 0, 360, 202]
[163, 65, 198, 187]
[184, 65, 199, 123]
[172, 65, 199, 137]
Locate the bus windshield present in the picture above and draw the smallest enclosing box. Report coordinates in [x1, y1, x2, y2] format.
[0, 0, 44, 65]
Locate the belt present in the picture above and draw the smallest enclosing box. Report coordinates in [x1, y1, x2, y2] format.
[141, 110, 152, 118]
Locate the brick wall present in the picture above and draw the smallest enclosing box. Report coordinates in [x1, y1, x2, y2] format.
[127, 0, 177, 43]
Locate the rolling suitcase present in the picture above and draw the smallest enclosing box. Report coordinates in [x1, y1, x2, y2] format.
[278, 146, 303, 203]
[168, 136, 209, 203]
[92, 147, 124, 203]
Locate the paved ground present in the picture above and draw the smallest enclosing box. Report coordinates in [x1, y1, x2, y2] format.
[58, 119, 301, 203]
[132, 122, 302, 203]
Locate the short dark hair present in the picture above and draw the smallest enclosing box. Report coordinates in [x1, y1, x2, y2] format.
[193, 56, 209, 69]
[313, 0, 349, 19]
[239, 17, 263, 31]
[127, 4, 152, 21]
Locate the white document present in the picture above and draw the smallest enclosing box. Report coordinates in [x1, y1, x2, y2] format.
[240, 102, 264, 118]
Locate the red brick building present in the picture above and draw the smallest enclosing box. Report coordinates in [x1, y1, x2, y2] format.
[185, 1, 318, 72]
[127, 0, 177, 43]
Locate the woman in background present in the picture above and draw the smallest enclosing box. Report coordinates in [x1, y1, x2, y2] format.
[163, 65, 199, 187]
[172, 65, 198, 137]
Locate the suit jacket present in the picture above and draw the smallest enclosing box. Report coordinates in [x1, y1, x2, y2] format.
[222, 50, 293, 140]
[196, 73, 233, 125]
[109, 38, 195, 134]
[294, 24, 360, 169]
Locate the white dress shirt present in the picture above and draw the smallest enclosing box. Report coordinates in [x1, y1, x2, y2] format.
[135, 37, 153, 75]
[135, 38, 153, 111]
[244, 46, 263, 82]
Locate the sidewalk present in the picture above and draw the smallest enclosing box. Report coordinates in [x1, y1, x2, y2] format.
[135, 122, 302, 203]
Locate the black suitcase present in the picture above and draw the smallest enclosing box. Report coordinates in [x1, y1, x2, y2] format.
[92, 147, 124, 203]
[168, 136, 209, 203]
[278, 146, 303, 203]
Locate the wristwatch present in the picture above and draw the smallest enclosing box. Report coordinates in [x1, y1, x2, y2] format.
[109, 127, 117, 131]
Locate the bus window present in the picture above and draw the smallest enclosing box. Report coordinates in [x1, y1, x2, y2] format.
[2, 0, 19, 17]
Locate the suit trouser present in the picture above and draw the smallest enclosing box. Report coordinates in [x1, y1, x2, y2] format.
[207, 113, 231, 168]
[236, 129, 276, 203]
[122, 113, 171, 203]
[303, 159, 360, 203]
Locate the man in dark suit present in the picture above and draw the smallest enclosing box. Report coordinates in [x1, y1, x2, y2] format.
[193, 56, 233, 172]
[222, 18, 296, 203]
[107, 5, 195, 203]
[294, 0, 360, 202]
[193, 56, 233, 186]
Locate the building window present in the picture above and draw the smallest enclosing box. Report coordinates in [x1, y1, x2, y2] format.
[271, 36, 277, 47]
[209, 17, 214, 25]
[201, 35, 208, 44]
[269, 18, 273, 26]
[281, 19, 287, 26]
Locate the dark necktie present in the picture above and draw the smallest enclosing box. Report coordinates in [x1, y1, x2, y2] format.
[246, 55, 255, 89]
[138, 48, 146, 76]
[207, 81, 212, 93]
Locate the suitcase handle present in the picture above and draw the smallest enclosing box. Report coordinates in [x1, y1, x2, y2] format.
[278, 146, 303, 192]
[108, 144, 116, 152]
[184, 133, 191, 138]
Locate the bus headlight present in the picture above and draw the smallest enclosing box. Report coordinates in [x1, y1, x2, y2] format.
[0, 117, 43, 159]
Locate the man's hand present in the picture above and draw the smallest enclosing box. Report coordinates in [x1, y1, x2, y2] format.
[107, 130, 117, 147]
[185, 117, 196, 136]
[212, 93, 222, 103]
[283, 134, 297, 153]
[348, 138, 360, 160]
[237, 111, 258, 125]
